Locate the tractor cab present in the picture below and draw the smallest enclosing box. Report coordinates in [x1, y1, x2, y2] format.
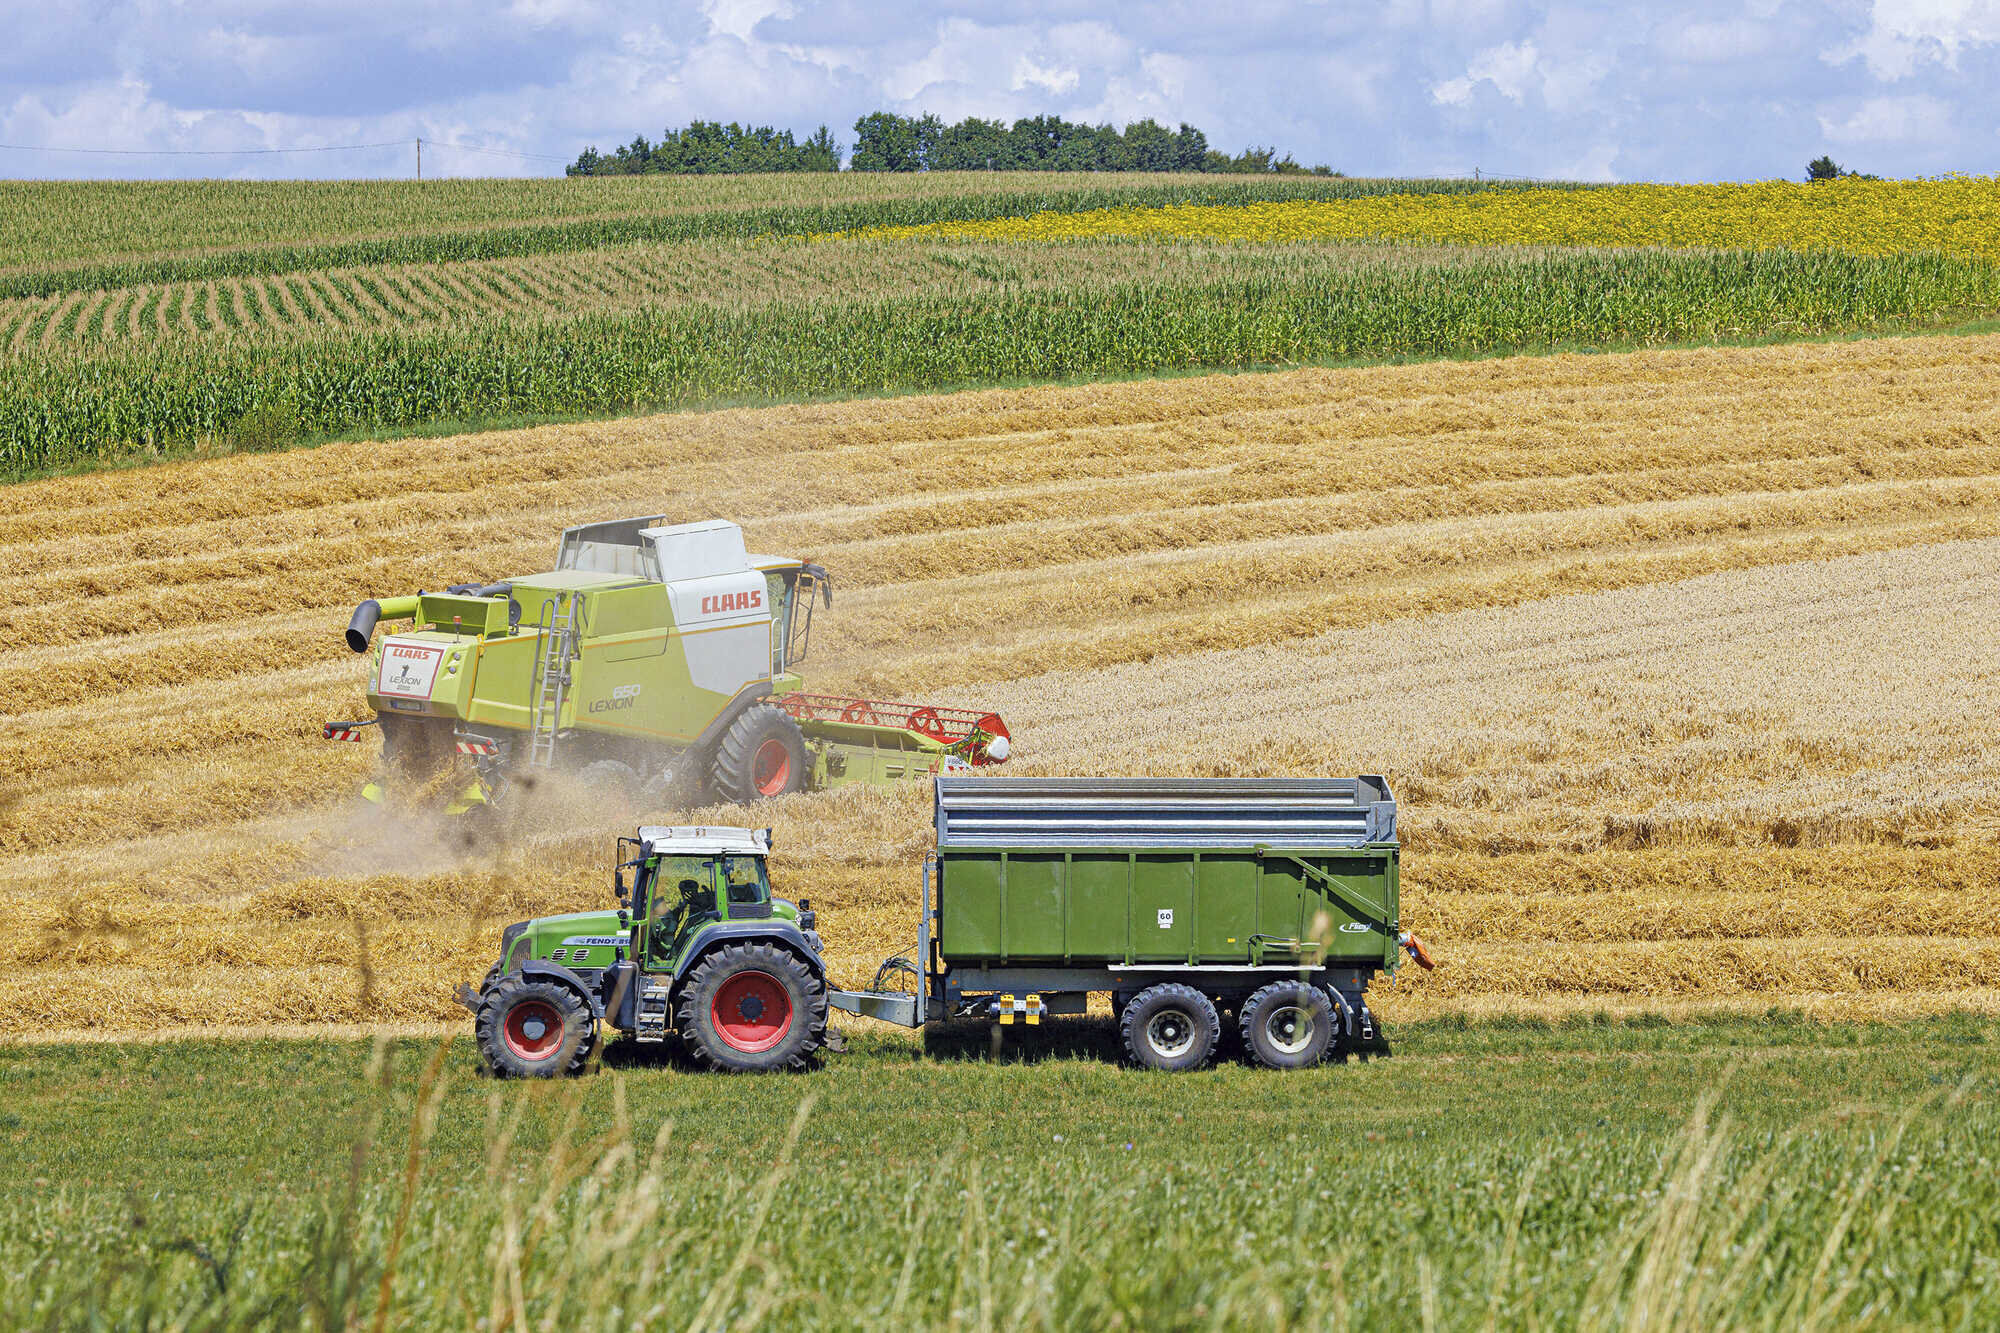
[619, 825, 811, 970]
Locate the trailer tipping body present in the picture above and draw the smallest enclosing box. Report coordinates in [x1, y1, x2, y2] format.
[829, 775, 1425, 1069]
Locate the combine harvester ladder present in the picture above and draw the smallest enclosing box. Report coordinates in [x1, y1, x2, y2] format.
[527, 593, 580, 768]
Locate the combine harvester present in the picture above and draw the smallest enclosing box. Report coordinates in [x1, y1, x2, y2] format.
[328, 517, 1009, 811]
[461, 776, 1434, 1075]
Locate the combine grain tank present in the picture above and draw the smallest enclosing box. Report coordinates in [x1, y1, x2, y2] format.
[834, 776, 1432, 1069]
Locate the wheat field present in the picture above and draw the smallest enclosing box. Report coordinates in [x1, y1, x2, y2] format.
[5, 330, 1999, 1036]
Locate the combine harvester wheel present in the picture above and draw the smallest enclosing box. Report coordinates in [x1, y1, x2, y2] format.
[712, 706, 811, 801]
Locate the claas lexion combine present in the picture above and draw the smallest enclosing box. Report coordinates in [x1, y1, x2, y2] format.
[328, 518, 1010, 812]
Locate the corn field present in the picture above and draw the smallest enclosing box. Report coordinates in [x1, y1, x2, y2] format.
[6, 245, 1995, 478]
[0, 174, 1509, 298]
[4, 332, 1998, 1035]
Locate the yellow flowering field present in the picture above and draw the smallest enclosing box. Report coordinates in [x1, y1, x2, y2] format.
[848, 176, 2000, 263]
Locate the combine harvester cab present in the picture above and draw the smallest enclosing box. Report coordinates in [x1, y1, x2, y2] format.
[327, 517, 1009, 811]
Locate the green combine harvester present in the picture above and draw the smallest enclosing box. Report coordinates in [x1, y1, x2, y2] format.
[462, 776, 1434, 1075]
[328, 517, 1010, 810]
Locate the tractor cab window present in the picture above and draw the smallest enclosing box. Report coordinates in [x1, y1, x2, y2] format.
[646, 855, 718, 944]
[721, 856, 769, 906]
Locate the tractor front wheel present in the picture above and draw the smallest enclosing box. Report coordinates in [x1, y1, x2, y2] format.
[712, 706, 810, 802]
[676, 942, 826, 1072]
[476, 977, 596, 1078]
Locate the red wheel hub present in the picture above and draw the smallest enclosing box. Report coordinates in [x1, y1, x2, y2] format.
[503, 998, 565, 1060]
[711, 970, 793, 1052]
[751, 738, 793, 796]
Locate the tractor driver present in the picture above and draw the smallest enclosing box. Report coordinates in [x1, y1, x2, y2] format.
[646, 856, 717, 947]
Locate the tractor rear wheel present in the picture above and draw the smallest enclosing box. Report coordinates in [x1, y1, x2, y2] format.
[712, 706, 809, 803]
[675, 942, 826, 1072]
[1239, 981, 1338, 1070]
[476, 977, 596, 1078]
[1119, 983, 1220, 1072]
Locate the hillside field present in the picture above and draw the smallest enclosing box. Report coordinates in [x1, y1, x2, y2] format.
[5, 330, 1999, 1036]
[10, 174, 2000, 478]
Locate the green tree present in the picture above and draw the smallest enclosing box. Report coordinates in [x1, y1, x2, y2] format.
[851, 112, 928, 170]
[1122, 119, 1177, 171]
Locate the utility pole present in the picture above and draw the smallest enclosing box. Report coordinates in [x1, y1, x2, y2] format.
[416, 137, 422, 181]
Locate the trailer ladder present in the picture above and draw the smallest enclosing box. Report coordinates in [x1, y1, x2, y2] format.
[527, 593, 579, 768]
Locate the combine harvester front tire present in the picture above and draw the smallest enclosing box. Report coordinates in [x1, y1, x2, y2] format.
[712, 705, 811, 802]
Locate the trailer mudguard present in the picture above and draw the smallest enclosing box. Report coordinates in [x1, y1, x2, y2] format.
[670, 921, 824, 987]
[517, 960, 607, 1018]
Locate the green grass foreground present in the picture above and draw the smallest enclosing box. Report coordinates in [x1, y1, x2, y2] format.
[7, 246, 1994, 479]
[1, 1015, 1996, 1329]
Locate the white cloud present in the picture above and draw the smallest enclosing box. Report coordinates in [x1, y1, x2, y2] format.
[1818, 92, 1955, 142]
[3, 0, 2000, 183]
[1433, 38, 1540, 105]
[1659, 18, 1778, 64]
[1826, 0, 2000, 79]
[702, 0, 790, 44]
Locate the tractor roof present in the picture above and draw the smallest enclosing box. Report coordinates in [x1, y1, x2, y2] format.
[638, 825, 772, 856]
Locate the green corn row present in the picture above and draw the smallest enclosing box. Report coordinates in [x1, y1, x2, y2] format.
[4, 247, 1993, 479]
[0, 178, 1545, 301]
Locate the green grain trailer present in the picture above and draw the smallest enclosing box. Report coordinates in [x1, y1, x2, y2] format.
[833, 775, 1432, 1069]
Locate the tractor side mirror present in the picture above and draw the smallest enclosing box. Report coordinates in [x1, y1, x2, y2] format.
[614, 865, 630, 905]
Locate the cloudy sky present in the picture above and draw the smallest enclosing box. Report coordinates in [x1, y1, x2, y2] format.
[3, 1, 1995, 182]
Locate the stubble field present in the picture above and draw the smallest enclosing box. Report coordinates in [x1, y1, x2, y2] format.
[5, 329, 1998, 1037]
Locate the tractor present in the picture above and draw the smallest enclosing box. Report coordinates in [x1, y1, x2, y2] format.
[329, 516, 1008, 813]
[461, 823, 840, 1074]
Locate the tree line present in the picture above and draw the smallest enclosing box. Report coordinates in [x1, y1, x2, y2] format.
[568, 114, 1337, 176]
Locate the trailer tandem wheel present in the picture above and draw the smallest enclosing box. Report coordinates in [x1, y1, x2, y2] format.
[1119, 983, 1221, 1071]
[1239, 981, 1337, 1069]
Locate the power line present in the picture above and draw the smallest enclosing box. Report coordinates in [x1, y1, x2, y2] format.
[0, 139, 410, 156]
[422, 140, 569, 164]
[0, 136, 573, 169]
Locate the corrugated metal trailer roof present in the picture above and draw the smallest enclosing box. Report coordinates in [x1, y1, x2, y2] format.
[933, 776, 1396, 849]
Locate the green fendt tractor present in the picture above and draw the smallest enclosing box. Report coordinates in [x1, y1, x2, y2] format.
[461, 823, 842, 1074]
[327, 517, 1009, 812]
